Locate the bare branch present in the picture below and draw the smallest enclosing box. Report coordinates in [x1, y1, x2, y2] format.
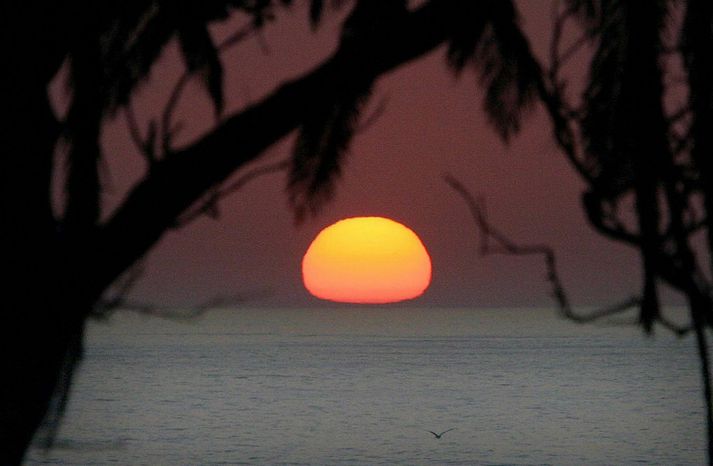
[96, 1, 485, 298]
[92, 261, 147, 318]
[558, 32, 589, 67]
[96, 289, 273, 320]
[219, 23, 258, 50]
[125, 103, 156, 166]
[569, 297, 642, 323]
[549, 0, 567, 82]
[160, 73, 191, 154]
[94, 253, 274, 319]
[538, 1, 594, 184]
[658, 314, 692, 336]
[549, 0, 588, 92]
[445, 173, 573, 311]
[174, 158, 290, 228]
[355, 95, 389, 133]
[669, 104, 691, 123]
[445, 173, 686, 335]
[582, 193, 641, 246]
[161, 23, 258, 154]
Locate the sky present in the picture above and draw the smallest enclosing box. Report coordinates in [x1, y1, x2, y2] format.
[76, 1, 654, 310]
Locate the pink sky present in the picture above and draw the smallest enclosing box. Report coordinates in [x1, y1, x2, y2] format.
[84, 2, 650, 309]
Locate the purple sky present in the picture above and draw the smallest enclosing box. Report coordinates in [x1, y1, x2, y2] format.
[81, 2, 651, 309]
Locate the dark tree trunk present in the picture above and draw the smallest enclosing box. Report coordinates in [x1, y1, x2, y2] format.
[1, 4, 75, 462]
[683, 0, 713, 281]
[695, 326, 713, 466]
[0, 106, 64, 465]
[0, 89, 64, 466]
[0, 3, 468, 461]
[679, 2, 713, 462]
[691, 295, 713, 466]
[1, 299, 87, 465]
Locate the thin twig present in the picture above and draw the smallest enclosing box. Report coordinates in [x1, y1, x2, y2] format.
[160, 73, 191, 153]
[96, 289, 273, 320]
[174, 158, 290, 228]
[444, 173, 690, 334]
[541, 1, 593, 183]
[355, 95, 389, 133]
[94, 259, 274, 320]
[669, 104, 691, 123]
[659, 314, 692, 336]
[92, 261, 147, 318]
[161, 23, 258, 153]
[558, 32, 589, 66]
[125, 102, 156, 165]
[549, 0, 579, 89]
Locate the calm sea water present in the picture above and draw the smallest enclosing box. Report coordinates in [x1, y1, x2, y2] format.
[27, 307, 704, 465]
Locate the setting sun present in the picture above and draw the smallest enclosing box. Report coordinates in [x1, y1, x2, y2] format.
[302, 217, 432, 304]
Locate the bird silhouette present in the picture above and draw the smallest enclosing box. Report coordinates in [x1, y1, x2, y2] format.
[427, 428, 455, 439]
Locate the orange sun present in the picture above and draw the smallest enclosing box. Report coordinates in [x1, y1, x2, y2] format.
[302, 216, 432, 304]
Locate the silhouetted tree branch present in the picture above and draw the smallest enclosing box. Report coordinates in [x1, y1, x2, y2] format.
[9, 3, 550, 458]
[125, 103, 157, 167]
[444, 173, 691, 335]
[174, 158, 290, 228]
[96, 291, 273, 320]
[355, 95, 390, 133]
[161, 23, 258, 154]
[93, 1, 509, 301]
[6, 1, 712, 463]
[537, 1, 713, 462]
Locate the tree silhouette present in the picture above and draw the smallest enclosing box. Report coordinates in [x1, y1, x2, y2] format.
[0, 1, 540, 463]
[5, 0, 709, 463]
[450, 1, 713, 463]
[533, 0, 713, 462]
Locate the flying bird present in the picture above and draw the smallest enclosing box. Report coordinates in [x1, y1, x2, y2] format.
[427, 428, 455, 439]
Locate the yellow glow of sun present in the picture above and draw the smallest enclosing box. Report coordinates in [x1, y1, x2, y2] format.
[302, 216, 432, 304]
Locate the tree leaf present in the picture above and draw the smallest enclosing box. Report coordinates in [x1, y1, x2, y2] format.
[580, 0, 669, 197]
[309, 0, 324, 29]
[445, 1, 540, 141]
[289, 79, 374, 222]
[177, 20, 224, 116]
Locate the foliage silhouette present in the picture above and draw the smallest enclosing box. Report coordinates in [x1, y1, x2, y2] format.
[0, 1, 540, 463]
[536, 1, 713, 463]
[3, 0, 712, 463]
[446, 1, 713, 463]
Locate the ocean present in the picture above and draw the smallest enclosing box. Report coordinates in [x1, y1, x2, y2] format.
[26, 307, 704, 465]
